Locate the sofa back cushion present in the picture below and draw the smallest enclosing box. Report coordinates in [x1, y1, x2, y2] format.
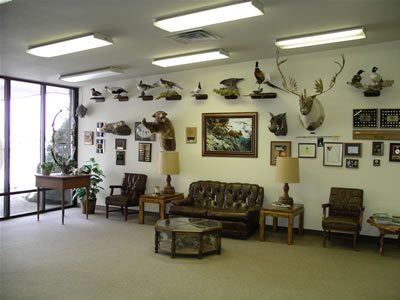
[189, 181, 226, 208]
[223, 183, 263, 210]
[329, 187, 363, 218]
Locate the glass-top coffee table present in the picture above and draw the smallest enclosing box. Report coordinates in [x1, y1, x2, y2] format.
[155, 217, 222, 259]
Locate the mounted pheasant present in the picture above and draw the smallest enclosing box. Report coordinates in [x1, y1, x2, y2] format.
[276, 50, 345, 131]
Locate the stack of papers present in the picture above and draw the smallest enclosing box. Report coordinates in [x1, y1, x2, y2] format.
[372, 212, 391, 224]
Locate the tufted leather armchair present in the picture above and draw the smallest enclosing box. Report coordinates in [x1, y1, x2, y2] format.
[169, 180, 264, 239]
[322, 187, 364, 249]
[105, 173, 147, 221]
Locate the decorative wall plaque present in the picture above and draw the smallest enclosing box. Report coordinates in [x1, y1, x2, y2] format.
[380, 109, 400, 128]
[353, 109, 377, 128]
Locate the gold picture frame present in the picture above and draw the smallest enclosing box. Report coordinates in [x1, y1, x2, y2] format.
[270, 141, 291, 165]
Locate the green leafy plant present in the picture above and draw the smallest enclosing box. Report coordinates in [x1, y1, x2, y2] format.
[40, 161, 57, 173]
[73, 158, 105, 202]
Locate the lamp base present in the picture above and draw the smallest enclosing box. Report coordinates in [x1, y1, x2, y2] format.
[162, 185, 175, 194]
[278, 196, 293, 206]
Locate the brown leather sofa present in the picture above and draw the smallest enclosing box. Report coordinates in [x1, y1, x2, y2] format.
[169, 180, 264, 239]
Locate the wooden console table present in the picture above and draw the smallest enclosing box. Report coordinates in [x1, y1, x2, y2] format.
[35, 174, 91, 225]
[259, 203, 304, 245]
[139, 193, 184, 224]
[367, 217, 400, 256]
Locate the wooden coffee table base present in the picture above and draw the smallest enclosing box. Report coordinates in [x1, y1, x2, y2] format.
[367, 217, 400, 256]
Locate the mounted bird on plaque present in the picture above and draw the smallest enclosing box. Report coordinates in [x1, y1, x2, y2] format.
[90, 88, 105, 102]
[105, 86, 129, 101]
[213, 77, 243, 99]
[248, 61, 277, 99]
[137, 80, 156, 101]
[153, 78, 183, 100]
[346, 67, 394, 97]
[190, 82, 207, 100]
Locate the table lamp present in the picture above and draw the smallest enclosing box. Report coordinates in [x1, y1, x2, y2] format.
[159, 151, 180, 194]
[275, 157, 300, 206]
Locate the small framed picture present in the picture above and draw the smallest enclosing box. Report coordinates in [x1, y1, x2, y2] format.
[270, 141, 291, 165]
[298, 143, 316, 158]
[139, 143, 152, 162]
[84, 131, 94, 145]
[135, 122, 156, 141]
[373, 159, 380, 167]
[186, 127, 197, 144]
[96, 139, 104, 154]
[323, 142, 343, 167]
[115, 138, 127, 150]
[389, 143, 400, 162]
[116, 151, 125, 165]
[344, 143, 362, 157]
[346, 159, 359, 169]
[372, 141, 384, 156]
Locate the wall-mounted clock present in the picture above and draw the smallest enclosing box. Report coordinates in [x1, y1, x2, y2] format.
[380, 109, 400, 128]
[353, 109, 377, 128]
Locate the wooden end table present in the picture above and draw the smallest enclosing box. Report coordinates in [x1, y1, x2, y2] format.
[367, 217, 400, 256]
[139, 193, 184, 224]
[259, 203, 304, 245]
[36, 174, 91, 225]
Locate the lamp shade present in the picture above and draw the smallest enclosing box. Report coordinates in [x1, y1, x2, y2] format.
[275, 157, 299, 183]
[159, 151, 180, 175]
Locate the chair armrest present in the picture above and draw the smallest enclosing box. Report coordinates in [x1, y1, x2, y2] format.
[172, 197, 193, 206]
[322, 203, 330, 219]
[109, 185, 123, 195]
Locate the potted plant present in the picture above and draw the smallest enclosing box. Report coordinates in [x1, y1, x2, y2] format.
[73, 158, 105, 214]
[40, 161, 57, 175]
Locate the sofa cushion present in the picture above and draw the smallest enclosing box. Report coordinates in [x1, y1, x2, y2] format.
[207, 209, 248, 222]
[190, 181, 226, 208]
[223, 183, 261, 210]
[169, 205, 207, 218]
[322, 216, 360, 231]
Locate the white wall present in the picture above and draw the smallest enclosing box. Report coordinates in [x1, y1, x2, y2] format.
[78, 40, 400, 236]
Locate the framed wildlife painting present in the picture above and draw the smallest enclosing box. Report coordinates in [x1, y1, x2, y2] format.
[323, 142, 343, 167]
[270, 141, 291, 165]
[202, 112, 258, 157]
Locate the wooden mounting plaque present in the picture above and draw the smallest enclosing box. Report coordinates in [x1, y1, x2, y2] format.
[353, 130, 400, 140]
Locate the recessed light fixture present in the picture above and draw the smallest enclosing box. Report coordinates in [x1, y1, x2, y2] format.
[59, 67, 122, 82]
[152, 49, 230, 67]
[154, 0, 264, 33]
[275, 27, 366, 49]
[27, 33, 113, 57]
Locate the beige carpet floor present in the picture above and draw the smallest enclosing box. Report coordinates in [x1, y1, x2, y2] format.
[1, 208, 399, 300]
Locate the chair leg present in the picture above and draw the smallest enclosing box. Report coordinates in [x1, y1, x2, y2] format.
[106, 204, 109, 219]
[121, 207, 124, 215]
[328, 230, 331, 240]
[353, 232, 357, 249]
[323, 229, 326, 247]
[125, 206, 128, 221]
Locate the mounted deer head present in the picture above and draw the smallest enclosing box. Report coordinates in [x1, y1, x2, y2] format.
[276, 49, 345, 131]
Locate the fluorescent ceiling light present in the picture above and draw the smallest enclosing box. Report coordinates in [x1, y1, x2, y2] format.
[0, 0, 13, 4]
[152, 49, 230, 67]
[275, 27, 366, 49]
[154, 0, 264, 32]
[59, 67, 122, 82]
[27, 33, 113, 57]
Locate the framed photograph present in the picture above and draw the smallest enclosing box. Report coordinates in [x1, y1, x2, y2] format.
[202, 112, 258, 158]
[96, 139, 104, 154]
[373, 159, 380, 167]
[135, 122, 156, 141]
[115, 138, 127, 150]
[323, 142, 343, 167]
[84, 131, 94, 145]
[372, 141, 384, 156]
[298, 143, 316, 158]
[270, 141, 291, 165]
[116, 151, 125, 165]
[389, 143, 400, 162]
[139, 143, 152, 162]
[96, 122, 104, 137]
[344, 143, 362, 157]
[346, 159, 359, 169]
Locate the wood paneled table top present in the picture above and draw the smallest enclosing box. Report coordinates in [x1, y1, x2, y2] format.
[259, 203, 304, 245]
[139, 193, 184, 224]
[367, 217, 400, 256]
[35, 174, 91, 225]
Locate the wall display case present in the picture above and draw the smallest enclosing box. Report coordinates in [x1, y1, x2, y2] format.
[353, 109, 377, 128]
[380, 109, 400, 128]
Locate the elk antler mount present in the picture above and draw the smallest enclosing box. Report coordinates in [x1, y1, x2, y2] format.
[276, 49, 345, 131]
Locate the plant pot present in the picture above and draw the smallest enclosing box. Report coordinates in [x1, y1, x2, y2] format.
[41, 169, 50, 175]
[80, 199, 96, 214]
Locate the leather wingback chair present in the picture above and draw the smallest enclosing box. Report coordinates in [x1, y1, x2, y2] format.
[106, 173, 147, 221]
[322, 187, 364, 249]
